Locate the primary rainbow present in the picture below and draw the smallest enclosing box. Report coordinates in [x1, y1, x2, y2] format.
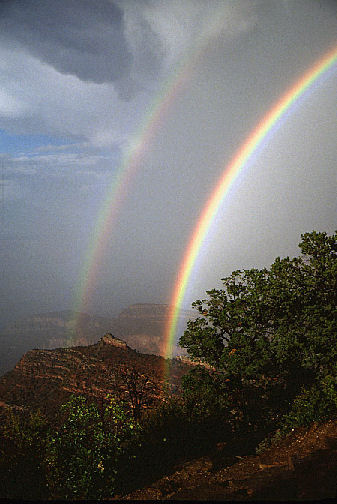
[164, 45, 337, 363]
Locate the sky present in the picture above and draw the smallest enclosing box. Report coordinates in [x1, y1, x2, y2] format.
[0, 0, 336, 331]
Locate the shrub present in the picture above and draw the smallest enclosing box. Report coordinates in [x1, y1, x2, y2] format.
[45, 394, 141, 499]
[281, 382, 337, 433]
[0, 408, 50, 499]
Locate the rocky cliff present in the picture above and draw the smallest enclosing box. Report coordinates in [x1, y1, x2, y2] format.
[0, 333, 192, 416]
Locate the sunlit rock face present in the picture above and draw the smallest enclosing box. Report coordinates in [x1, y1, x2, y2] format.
[100, 332, 129, 349]
[0, 334, 192, 416]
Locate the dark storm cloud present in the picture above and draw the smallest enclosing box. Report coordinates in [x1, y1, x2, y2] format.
[0, 0, 132, 84]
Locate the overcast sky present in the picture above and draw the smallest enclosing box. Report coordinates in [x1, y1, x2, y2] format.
[0, 0, 336, 329]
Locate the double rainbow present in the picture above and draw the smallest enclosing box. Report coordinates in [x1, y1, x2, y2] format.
[164, 45, 337, 362]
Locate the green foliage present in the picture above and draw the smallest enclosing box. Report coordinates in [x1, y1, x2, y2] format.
[282, 386, 328, 430]
[181, 366, 235, 433]
[0, 395, 142, 500]
[282, 379, 337, 432]
[45, 394, 141, 499]
[179, 230, 337, 433]
[255, 428, 283, 455]
[0, 409, 50, 499]
[257, 377, 337, 453]
[116, 395, 189, 488]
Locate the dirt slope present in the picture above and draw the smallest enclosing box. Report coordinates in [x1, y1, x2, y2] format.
[122, 420, 337, 501]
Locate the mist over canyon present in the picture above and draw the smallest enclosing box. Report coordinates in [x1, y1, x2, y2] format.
[0, 303, 195, 376]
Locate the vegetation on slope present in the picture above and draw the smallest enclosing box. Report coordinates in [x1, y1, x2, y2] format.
[0, 230, 336, 499]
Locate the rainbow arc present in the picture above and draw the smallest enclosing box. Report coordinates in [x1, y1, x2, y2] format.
[163, 45, 337, 368]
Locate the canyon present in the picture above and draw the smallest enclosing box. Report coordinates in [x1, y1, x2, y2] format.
[0, 303, 195, 375]
[0, 331, 192, 416]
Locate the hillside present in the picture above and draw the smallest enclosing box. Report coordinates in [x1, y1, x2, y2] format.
[0, 333, 192, 416]
[2, 334, 337, 500]
[123, 420, 337, 500]
[0, 303, 195, 375]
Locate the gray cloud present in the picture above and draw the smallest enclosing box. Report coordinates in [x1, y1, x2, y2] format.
[0, 0, 259, 143]
[0, 0, 132, 84]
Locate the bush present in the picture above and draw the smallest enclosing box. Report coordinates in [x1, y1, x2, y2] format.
[281, 382, 337, 433]
[129, 396, 193, 483]
[45, 394, 142, 499]
[0, 408, 50, 499]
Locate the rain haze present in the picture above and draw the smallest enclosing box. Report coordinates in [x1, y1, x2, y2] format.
[0, 0, 336, 343]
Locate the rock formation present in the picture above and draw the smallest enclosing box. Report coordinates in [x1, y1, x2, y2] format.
[99, 332, 129, 349]
[0, 334, 192, 416]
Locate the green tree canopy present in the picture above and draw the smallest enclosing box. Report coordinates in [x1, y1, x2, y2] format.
[179, 231, 337, 430]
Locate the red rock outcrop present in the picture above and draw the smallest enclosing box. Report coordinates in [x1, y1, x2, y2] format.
[0, 333, 192, 416]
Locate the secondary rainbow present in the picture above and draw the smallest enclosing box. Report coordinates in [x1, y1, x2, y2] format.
[73, 61, 193, 324]
[164, 45, 337, 362]
[73, 9, 228, 336]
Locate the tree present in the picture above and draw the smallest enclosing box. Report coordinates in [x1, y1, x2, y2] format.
[113, 364, 160, 420]
[179, 231, 337, 430]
